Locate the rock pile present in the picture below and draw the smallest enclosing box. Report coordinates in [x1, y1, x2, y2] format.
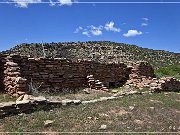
[125, 61, 180, 92]
[151, 77, 180, 92]
[126, 77, 180, 92]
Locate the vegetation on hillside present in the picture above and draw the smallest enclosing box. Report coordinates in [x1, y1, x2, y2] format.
[1, 41, 180, 68]
[155, 65, 180, 79]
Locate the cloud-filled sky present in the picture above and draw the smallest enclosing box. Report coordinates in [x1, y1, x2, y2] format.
[0, 0, 180, 52]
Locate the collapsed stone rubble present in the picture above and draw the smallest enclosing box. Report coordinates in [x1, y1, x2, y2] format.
[125, 61, 180, 92]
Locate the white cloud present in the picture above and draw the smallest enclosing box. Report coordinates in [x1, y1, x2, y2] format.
[123, 30, 142, 37]
[10, 0, 76, 7]
[74, 26, 83, 33]
[89, 25, 103, 36]
[91, 29, 102, 36]
[142, 18, 149, 21]
[74, 21, 121, 37]
[141, 17, 149, 26]
[11, 0, 41, 8]
[75, 25, 103, 37]
[58, 0, 73, 6]
[105, 21, 120, 32]
[82, 31, 90, 37]
[49, 0, 56, 6]
[141, 23, 148, 26]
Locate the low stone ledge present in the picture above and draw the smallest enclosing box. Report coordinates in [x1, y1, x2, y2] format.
[47, 100, 62, 106]
[61, 99, 74, 106]
[73, 100, 81, 105]
[81, 99, 99, 104]
[0, 97, 82, 118]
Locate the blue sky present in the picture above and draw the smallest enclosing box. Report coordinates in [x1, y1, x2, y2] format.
[0, 0, 180, 53]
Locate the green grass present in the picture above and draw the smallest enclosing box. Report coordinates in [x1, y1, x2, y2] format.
[155, 65, 180, 79]
[111, 87, 124, 93]
[1, 92, 179, 133]
[43, 89, 112, 101]
[0, 94, 16, 103]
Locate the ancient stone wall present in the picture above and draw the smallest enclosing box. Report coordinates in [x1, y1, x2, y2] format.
[129, 61, 155, 79]
[3, 56, 27, 96]
[1, 54, 179, 96]
[3, 55, 131, 95]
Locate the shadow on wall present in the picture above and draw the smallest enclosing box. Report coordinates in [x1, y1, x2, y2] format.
[107, 79, 128, 88]
[0, 56, 5, 93]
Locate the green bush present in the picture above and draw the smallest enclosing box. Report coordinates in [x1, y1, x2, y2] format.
[155, 65, 180, 79]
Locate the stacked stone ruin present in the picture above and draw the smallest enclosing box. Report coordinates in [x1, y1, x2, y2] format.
[3, 58, 27, 96]
[126, 61, 156, 88]
[0, 54, 131, 96]
[0, 54, 180, 97]
[129, 61, 156, 79]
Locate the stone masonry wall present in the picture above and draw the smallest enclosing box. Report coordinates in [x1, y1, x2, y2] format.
[3, 55, 27, 96]
[3, 55, 131, 95]
[1, 54, 179, 96]
[128, 61, 155, 79]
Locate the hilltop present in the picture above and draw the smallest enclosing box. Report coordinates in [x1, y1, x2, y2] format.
[1, 41, 180, 68]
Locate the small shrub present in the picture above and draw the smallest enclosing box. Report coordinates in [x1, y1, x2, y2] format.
[28, 78, 43, 96]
